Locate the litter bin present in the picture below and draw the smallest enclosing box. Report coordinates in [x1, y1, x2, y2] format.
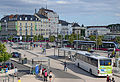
[22, 58, 27, 64]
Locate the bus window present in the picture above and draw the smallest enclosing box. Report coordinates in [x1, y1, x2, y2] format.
[100, 60, 111, 66]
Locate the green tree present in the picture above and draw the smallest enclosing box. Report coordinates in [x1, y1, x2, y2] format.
[8, 36, 13, 41]
[38, 35, 44, 41]
[49, 36, 55, 42]
[26, 35, 30, 41]
[33, 35, 38, 41]
[69, 34, 74, 44]
[0, 43, 11, 62]
[115, 36, 120, 43]
[97, 36, 102, 48]
[22, 35, 25, 41]
[89, 35, 96, 41]
[65, 35, 70, 40]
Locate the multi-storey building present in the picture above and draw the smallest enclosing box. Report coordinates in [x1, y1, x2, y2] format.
[0, 14, 50, 39]
[58, 20, 72, 35]
[107, 24, 120, 33]
[86, 26, 110, 37]
[34, 13, 50, 38]
[37, 8, 59, 36]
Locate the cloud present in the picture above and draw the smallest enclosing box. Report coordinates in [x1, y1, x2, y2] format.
[56, 1, 69, 4]
[115, 13, 120, 16]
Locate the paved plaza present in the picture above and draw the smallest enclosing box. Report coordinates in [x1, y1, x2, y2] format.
[4, 43, 120, 82]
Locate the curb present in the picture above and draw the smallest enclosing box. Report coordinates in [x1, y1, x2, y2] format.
[113, 73, 120, 78]
[10, 58, 31, 68]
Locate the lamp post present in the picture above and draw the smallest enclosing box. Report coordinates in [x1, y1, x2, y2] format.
[96, 30, 98, 50]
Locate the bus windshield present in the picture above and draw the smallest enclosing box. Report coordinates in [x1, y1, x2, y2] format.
[100, 59, 111, 66]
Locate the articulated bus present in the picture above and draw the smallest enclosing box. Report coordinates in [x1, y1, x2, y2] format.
[75, 51, 112, 76]
[63, 40, 120, 51]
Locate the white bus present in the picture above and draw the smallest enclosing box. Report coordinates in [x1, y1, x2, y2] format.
[75, 51, 112, 76]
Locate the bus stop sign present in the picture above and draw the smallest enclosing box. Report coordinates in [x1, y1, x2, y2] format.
[35, 65, 39, 75]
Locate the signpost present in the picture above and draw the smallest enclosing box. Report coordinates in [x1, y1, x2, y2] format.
[35, 65, 39, 75]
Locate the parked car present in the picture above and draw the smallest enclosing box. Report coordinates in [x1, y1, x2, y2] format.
[2, 62, 14, 70]
[11, 52, 21, 58]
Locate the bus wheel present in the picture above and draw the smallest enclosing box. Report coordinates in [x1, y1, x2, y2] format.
[89, 69, 92, 75]
[77, 63, 79, 68]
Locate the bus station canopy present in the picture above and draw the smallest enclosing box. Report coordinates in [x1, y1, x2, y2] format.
[59, 48, 77, 53]
[32, 57, 49, 62]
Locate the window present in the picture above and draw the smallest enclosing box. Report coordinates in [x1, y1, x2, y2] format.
[25, 17, 27, 20]
[20, 23, 22, 26]
[100, 60, 111, 66]
[20, 18, 22, 20]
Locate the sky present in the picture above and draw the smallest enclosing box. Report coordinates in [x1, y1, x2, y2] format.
[0, 0, 120, 26]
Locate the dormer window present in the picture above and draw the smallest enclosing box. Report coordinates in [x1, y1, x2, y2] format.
[20, 17, 22, 20]
[36, 18, 37, 21]
[31, 18, 33, 20]
[25, 17, 27, 20]
[4, 20, 6, 22]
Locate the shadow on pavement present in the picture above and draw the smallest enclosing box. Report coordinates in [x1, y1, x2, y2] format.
[47, 55, 102, 78]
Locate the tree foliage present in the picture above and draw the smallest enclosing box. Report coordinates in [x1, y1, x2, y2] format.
[115, 36, 120, 43]
[8, 36, 13, 41]
[97, 36, 102, 46]
[49, 36, 55, 42]
[0, 43, 11, 62]
[38, 35, 44, 41]
[65, 35, 70, 40]
[89, 35, 96, 41]
[69, 34, 74, 44]
[33, 35, 38, 41]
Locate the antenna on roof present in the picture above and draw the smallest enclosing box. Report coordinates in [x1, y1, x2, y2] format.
[35, 9, 37, 14]
[46, 0, 48, 9]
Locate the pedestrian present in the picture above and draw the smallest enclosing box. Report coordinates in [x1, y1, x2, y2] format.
[44, 70, 48, 82]
[18, 78, 21, 82]
[39, 64, 42, 77]
[111, 77, 115, 82]
[106, 75, 109, 82]
[14, 67, 18, 77]
[64, 62, 67, 71]
[49, 70, 53, 82]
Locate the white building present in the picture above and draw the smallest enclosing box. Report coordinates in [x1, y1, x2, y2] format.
[37, 8, 59, 37]
[72, 23, 86, 37]
[58, 20, 72, 35]
[86, 27, 110, 37]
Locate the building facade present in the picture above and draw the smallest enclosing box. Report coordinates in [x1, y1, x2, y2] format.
[37, 8, 59, 36]
[72, 23, 86, 37]
[0, 14, 51, 39]
[58, 20, 72, 35]
[86, 27, 110, 37]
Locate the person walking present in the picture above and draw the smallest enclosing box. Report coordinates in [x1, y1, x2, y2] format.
[106, 75, 109, 82]
[64, 62, 67, 71]
[18, 78, 21, 82]
[111, 77, 115, 82]
[44, 70, 48, 82]
[49, 70, 53, 82]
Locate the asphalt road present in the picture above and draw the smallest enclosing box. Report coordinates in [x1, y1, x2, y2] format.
[10, 60, 30, 77]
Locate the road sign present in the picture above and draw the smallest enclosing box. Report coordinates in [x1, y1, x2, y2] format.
[35, 65, 39, 75]
[5, 68, 8, 73]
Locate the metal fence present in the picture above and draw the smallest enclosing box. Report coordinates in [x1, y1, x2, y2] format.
[0, 75, 14, 82]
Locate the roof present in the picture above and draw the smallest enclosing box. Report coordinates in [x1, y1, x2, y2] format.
[87, 26, 107, 29]
[87, 27, 109, 31]
[1, 14, 39, 22]
[72, 23, 80, 27]
[77, 51, 111, 60]
[35, 13, 48, 19]
[59, 20, 70, 26]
